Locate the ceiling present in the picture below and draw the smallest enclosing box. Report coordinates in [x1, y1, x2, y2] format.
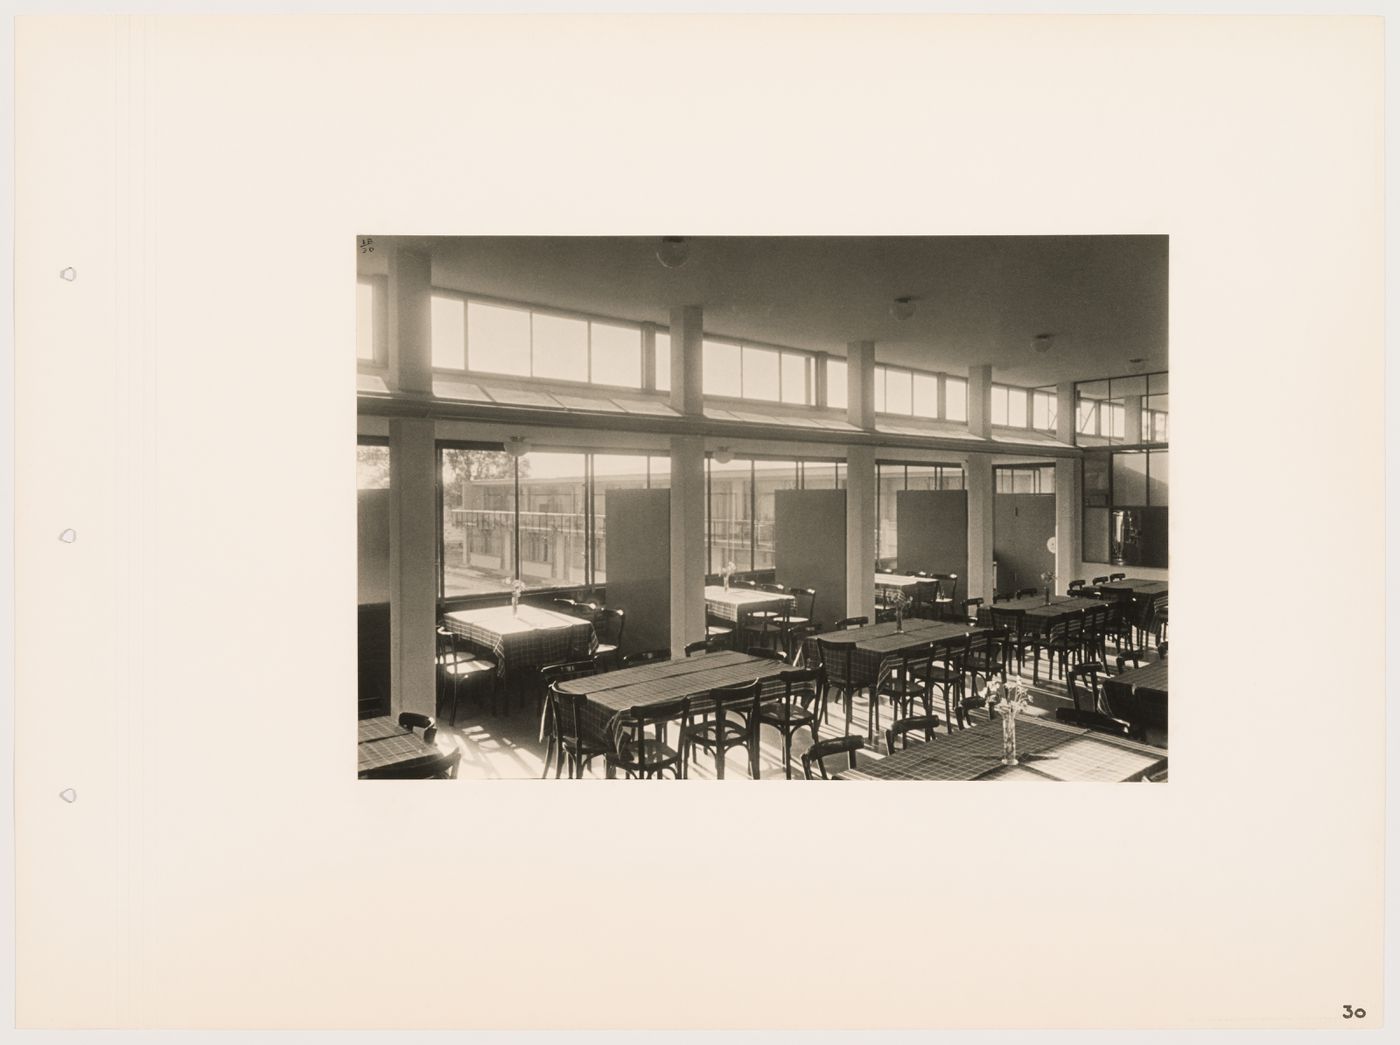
[392, 235, 1167, 387]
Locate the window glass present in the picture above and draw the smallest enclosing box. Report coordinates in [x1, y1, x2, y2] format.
[1148, 449, 1169, 506]
[826, 359, 847, 408]
[531, 313, 588, 383]
[876, 464, 903, 565]
[1106, 402, 1126, 439]
[517, 452, 587, 588]
[799, 460, 837, 488]
[707, 456, 752, 572]
[440, 448, 517, 596]
[648, 455, 671, 488]
[654, 332, 671, 392]
[873, 366, 888, 413]
[906, 464, 941, 491]
[780, 351, 809, 404]
[743, 346, 781, 401]
[358, 444, 391, 605]
[939, 466, 965, 490]
[431, 294, 466, 369]
[1112, 451, 1148, 506]
[1032, 390, 1057, 431]
[467, 301, 530, 376]
[591, 454, 651, 582]
[913, 373, 937, 418]
[1007, 388, 1028, 427]
[991, 386, 1009, 426]
[704, 340, 742, 398]
[752, 460, 798, 569]
[589, 322, 641, 388]
[885, 368, 913, 415]
[944, 377, 968, 422]
[357, 281, 377, 361]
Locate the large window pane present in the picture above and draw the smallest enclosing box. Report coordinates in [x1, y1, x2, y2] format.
[357, 444, 391, 605]
[467, 301, 530, 376]
[648, 455, 671, 488]
[991, 386, 1009, 426]
[940, 466, 965, 490]
[780, 351, 809, 404]
[704, 340, 742, 398]
[1032, 390, 1057, 431]
[517, 452, 587, 588]
[1112, 451, 1148, 506]
[431, 294, 466, 369]
[885, 368, 913, 415]
[1148, 449, 1169, 506]
[1007, 388, 1028, 427]
[357, 281, 377, 361]
[906, 464, 941, 492]
[826, 359, 847, 408]
[654, 332, 671, 392]
[753, 460, 798, 570]
[707, 457, 753, 573]
[591, 454, 651, 582]
[874, 367, 888, 413]
[531, 313, 588, 383]
[944, 377, 967, 422]
[913, 373, 937, 418]
[589, 322, 642, 388]
[440, 448, 517, 596]
[877, 464, 903, 565]
[743, 346, 781, 401]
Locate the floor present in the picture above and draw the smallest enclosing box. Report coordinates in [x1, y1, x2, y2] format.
[434, 640, 1167, 780]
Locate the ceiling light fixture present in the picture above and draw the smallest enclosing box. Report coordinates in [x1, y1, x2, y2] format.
[504, 436, 532, 458]
[713, 446, 735, 465]
[1033, 333, 1055, 354]
[656, 237, 690, 269]
[891, 296, 916, 321]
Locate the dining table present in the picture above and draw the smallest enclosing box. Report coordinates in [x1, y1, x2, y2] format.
[1102, 660, 1169, 742]
[357, 716, 450, 778]
[874, 573, 924, 594]
[838, 714, 1167, 782]
[443, 603, 597, 680]
[704, 584, 794, 623]
[555, 650, 790, 778]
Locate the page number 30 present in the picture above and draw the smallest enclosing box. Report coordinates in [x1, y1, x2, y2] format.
[1342, 1005, 1367, 1019]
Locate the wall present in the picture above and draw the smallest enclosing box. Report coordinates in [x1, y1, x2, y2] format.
[992, 493, 1056, 592]
[895, 489, 969, 599]
[773, 488, 847, 629]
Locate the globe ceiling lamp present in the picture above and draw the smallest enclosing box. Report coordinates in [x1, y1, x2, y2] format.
[505, 436, 532, 458]
[891, 296, 917, 321]
[656, 237, 690, 269]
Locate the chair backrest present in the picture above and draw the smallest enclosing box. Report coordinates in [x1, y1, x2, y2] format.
[1109, 573, 1126, 582]
[802, 735, 865, 779]
[614, 696, 693, 758]
[935, 574, 959, 604]
[835, 616, 868, 630]
[1092, 575, 1110, 585]
[992, 591, 1010, 604]
[361, 747, 461, 780]
[1157, 640, 1168, 659]
[760, 582, 787, 595]
[1054, 706, 1131, 737]
[540, 659, 598, 687]
[962, 598, 984, 622]
[1016, 586, 1038, 598]
[816, 638, 857, 687]
[622, 648, 671, 668]
[399, 711, 438, 745]
[776, 665, 823, 709]
[552, 597, 577, 613]
[785, 622, 822, 664]
[1067, 578, 1086, 592]
[547, 683, 587, 742]
[746, 646, 787, 661]
[886, 714, 941, 754]
[932, 633, 971, 673]
[707, 677, 763, 718]
[889, 641, 936, 691]
[988, 607, 1021, 643]
[1067, 660, 1105, 708]
[684, 638, 718, 657]
[596, 608, 626, 646]
[790, 587, 817, 620]
[436, 626, 460, 668]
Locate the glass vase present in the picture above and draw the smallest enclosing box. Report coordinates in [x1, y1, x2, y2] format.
[1000, 710, 1019, 765]
[512, 595, 519, 617]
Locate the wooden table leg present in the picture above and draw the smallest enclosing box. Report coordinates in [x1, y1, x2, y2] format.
[714, 705, 727, 780]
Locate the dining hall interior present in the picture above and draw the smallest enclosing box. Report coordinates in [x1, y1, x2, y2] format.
[356, 234, 1169, 781]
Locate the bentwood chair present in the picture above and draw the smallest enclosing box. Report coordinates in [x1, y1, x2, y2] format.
[1092, 575, 1110, 586]
[746, 647, 787, 661]
[801, 735, 866, 779]
[593, 609, 626, 670]
[1108, 573, 1127, 582]
[1067, 579, 1087, 594]
[961, 598, 984, 624]
[1016, 586, 1039, 599]
[360, 713, 462, 780]
[436, 626, 498, 725]
[684, 638, 721, 657]
[545, 683, 611, 779]
[885, 714, 942, 754]
[964, 628, 1009, 704]
[877, 641, 935, 727]
[1066, 661, 1108, 715]
[835, 616, 869, 630]
[539, 660, 599, 778]
[1030, 612, 1083, 684]
[910, 576, 940, 619]
[932, 574, 959, 619]
[749, 583, 791, 649]
[784, 622, 823, 665]
[682, 678, 764, 780]
[622, 648, 671, 668]
[926, 634, 971, 733]
[1055, 706, 1131, 737]
[756, 666, 824, 779]
[1115, 650, 1145, 674]
[606, 696, 693, 779]
[816, 638, 867, 738]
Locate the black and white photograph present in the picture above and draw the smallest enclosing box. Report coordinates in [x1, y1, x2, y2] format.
[356, 235, 1169, 781]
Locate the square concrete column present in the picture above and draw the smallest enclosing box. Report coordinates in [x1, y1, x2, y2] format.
[388, 417, 439, 717]
[669, 305, 704, 417]
[669, 434, 707, 655]
[388, 246, 433, 395]
[847, 340, 876, 431]
[1123, 392, 1144, 444]
[966, 453, 995, 602]
[845, 444, 876, 620]
[1056, 381, 1076, 444]
[968, 364, 993, 439]
[1054, 457, 1081, 595]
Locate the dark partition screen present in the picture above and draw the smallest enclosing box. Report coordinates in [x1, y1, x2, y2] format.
[993, 493, 1056, 593]
[896, 490, 968, 590]
[604, 488, 671, 655]
[773, 489, 847, 630]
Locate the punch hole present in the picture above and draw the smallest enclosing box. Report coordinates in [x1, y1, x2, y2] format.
[59, 789, 76, 803]
[59, 267, 77, 282]
[59, 529, 76, 543]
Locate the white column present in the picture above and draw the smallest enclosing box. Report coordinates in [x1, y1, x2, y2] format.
[669, 434, 707, 655]
[1123, 393, 1144, 444]
[966, 453, 995, 602]
[669, 305, 704, 417]
[968, 364, 992, 439]
[388, 246, 432, 395]
[847, 340, 876, 431]
[1055, 380, 1076, 444]
[845, 444, 876, 620]
[1054, 456, 1081, 594]
[389, 417, 438, 718]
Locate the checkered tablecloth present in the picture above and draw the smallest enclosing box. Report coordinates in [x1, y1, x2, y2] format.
[801, 619, 984, 687]
[357, 717, 446, 776]
[1102, 661, 1169, 734]
[874, 574, 923, 593]
[704, 585, 795, 624]
[839, 716, 1166, 781]
[443, 604, 597, 679]
[557, 651, 792, 739]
